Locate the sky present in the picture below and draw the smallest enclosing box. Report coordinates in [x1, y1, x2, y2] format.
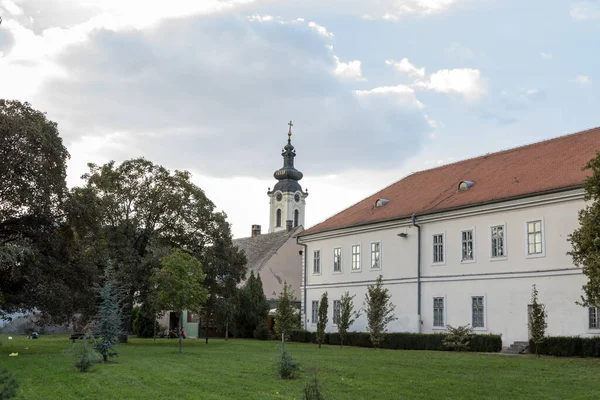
[0, 0, 599, 239]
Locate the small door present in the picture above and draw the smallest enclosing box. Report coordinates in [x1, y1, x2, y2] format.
[527, 304, 533, 339]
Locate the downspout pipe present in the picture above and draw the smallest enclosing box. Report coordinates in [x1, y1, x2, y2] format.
[412, 213, 422, 333]
[296, 236, 308, 330]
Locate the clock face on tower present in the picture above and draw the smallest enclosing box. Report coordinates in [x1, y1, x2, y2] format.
[276, 193, 282, 202]
[294, 193, 300, 202]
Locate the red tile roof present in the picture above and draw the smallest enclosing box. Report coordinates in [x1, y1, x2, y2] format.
[302, 127, 600, 236]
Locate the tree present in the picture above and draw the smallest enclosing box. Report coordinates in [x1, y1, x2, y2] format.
[274, 282, 299, 340]
[569, 151, 600, 307]
[235, 271, 269, 338]
[151, 249, 207, 353]
[94, 282, 123, 362]
[316, 292, 329, 348]
[529, 284, 547, 356]
[363, 275, 397, 348]
[337, 291, 360, 347]
[214, 295, 237, 340]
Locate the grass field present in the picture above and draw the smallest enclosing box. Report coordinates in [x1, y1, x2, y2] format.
[2, 335, 600, 399]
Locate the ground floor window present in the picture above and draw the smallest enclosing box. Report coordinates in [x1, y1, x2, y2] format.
[333, 300, 341, 325]
[433, 298, 444, 327]
[472, 296, 485, 328]
[590, 307, 599, 329]
[312, 301, 319, 324]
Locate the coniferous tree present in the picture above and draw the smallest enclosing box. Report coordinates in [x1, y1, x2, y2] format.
[529, 284, 547, 356]
[274, 282, 299, 340]
[338, 291, 360, 347]
[94, 282, 122, 362]
[236, 271, 269, 338]
[0, 368, 19, 399]
[316, 292, 329, 348]
[363, 275, 397, 348]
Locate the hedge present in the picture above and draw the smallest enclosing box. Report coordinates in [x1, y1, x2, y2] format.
[289, 330, 502, 353]
[530, 336, 600, 357]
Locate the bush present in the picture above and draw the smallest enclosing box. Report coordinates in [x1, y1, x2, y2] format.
[443, 325, 473, 351]
[290, 330, 501, 353]
[67, 332, 102, 372]
[253, 324, 271, 341]
[277, 350, 299, 379]
[529, 336, 600, 357]
[132, 307, 160, 338]
[303, 369, 325, 400]
[0, 369, 19, 399]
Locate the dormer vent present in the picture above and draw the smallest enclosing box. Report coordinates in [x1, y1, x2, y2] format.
[458, 180, 474, 191]
[374, 198, 390, 208]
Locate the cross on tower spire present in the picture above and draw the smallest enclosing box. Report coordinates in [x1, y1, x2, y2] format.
[288, 120, 293, 137]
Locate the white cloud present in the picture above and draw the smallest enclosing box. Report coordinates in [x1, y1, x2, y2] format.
[540, 51, 552, 60]
[570, 2, 600, 20]
[248, 14, 274, 22]
[354, 85, 424, 108]
[376, 0, 462, 20]
[328, 45, 364, 81]
[385, 58, 425, 78]
[308, 21, 333, 38]
[575, 75, 592, 84]
[1, 0, 24, 15]
[413, 68, 486, 102]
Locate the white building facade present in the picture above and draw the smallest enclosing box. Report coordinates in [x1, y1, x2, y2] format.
[298, 128, 600, 347]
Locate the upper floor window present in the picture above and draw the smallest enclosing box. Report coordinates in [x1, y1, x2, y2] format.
[276, 209, 282, 227]
[351, 245, 361, 271]
[461, 230, 474, 261]
[590, 307, 599, 329]
[433, 297, 445, 327]
[433, 234, 444, 264]
[312, 301, 319, 324]
[472, 296, 485, 328]
[333, 300, 341, 325]
[491, 225, 505, 258]
[313, 250, 321, 274]
[333, 247, 342, 273]
[294, 209, 299, 227]
[371, 242, 381, 269]
[527, 220, 543, 255]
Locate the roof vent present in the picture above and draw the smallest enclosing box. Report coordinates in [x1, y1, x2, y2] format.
[458, 181, 474, 191]
[374, 199, 390, 208]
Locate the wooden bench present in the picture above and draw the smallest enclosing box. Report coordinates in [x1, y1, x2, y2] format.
[70, 333, 85, 342]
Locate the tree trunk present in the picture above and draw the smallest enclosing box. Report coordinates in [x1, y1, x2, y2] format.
[179, 311, 183, 353]
[205, 307, 210, 344]
[225, 321, 229, 341]
[153, 313, 157, 342]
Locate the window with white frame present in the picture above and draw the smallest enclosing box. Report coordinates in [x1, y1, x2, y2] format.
[371, 242, 381, 269]
[333, 300, 341, 325]
[312, 301, 319, 323]
[527, 220, 543, 255]
[472, 296, 485, 328]
[433, 234, 444, 263]
[433, 297, 445, 327]
[461, 230, 474, 261]
[590, 307, 599, 329]
[313, 250, 321, 274]
[351, 245, 361, 270]
[333, 247, 342, 273]
[491, 225, 505, 258]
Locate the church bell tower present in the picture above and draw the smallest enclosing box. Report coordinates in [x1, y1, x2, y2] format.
[267, 121, 308, 233]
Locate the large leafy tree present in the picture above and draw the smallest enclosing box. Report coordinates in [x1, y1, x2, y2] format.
[151, 249, 207, 353]
[569, 152, 600, 307]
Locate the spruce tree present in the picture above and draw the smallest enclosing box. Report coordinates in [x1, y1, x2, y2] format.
[316, 292, 329, 348]
[94, 282, 122, 362]
[275, 282, 299, 340]
[338, 291, 360, 347]
[529, 284, 547, 356]
[364, 275, 397, 348]
[236, 271, 269, 338]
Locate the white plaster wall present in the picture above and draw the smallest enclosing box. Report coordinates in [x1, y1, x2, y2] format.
[259, 233, 304, 300]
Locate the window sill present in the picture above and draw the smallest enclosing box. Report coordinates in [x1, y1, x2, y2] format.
[432, 262, 446, 267]
[432, 326, 447, 331]
[472, 327, 487, 332]
[526, 253, 546, 259]
[350, 269, 362, 273]
[588, 329, 600, 334]
[461, 259, 476, 264]
[312, 272, 322, 276]
[370, 267, 382, 271]
[490, 256, 507, 262]
[332, 271, 343, 275]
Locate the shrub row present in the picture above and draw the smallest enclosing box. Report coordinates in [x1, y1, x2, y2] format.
[530, 336, 600, 357]
[289, 330, 502, 353]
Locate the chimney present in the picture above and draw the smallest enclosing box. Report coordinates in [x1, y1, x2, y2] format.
[251, 224, 261, 237]
[286, 220, 293, 232]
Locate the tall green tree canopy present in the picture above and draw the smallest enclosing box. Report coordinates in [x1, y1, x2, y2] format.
[235, 271, 269, 338]
[569, 152, 600, 307]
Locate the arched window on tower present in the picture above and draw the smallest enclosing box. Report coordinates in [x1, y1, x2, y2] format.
[276, 209, 282, 227]
[294, 209, 299, 227]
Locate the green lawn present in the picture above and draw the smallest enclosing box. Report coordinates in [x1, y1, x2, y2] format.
[2, 335, 600, 399]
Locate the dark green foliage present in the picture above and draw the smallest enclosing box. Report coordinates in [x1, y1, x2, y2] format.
[443, 325, 473, 351]
[363, 275, 397, 348]
[69, 331, 102, 372]
[337, 292, 360, 347]
[94, 282, 122, 362]
[253, 324, 271, 340]
[316, 292, 328, 348]
[0, 368, 19, 399]
[529, 285, 547, 355]
[303, 369, 325, 400]
[568, 151, 600, 306]
[132, 306, 160, 338]
[274, 282, 299, 340]
[529, 336, 600, 357]
[289, 330, 502, 352]
[235, 271, 269, 338]
[277, 349, 299, 379]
